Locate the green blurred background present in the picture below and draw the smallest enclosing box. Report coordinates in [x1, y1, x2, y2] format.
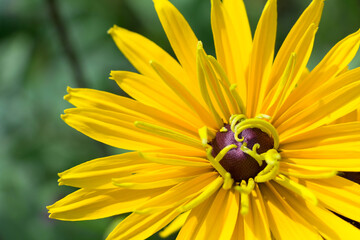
[0, 0, 359, 239]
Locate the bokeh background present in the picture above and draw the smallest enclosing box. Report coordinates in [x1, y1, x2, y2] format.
[0, 0, 359, 239]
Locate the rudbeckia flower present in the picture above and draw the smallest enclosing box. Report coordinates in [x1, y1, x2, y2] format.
[48, 0, 360, 239]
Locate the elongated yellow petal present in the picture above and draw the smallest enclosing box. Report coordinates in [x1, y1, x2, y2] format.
[302, 176, 360, 223]
[139, 152, 210, 167]
[153, 0, 202, 98]
[150, 60, 218, 128]
[62, 108, 199, 151]
[265, 0, 323, 94]
[193, 189, 239, 240]
[106, 208, 179, 240]
[159, 211, 190, 238]
[284, 157, 360, 171]
[58, 152, 155, 189]
[263, 24, 318, 115]
[47, 188, 167, 221]
[113, 165, 212, 190]
[247, 0, 277, 117]
[231, 209, 244, 240]
[176, 194, 217, 240]
[110, 71, 202, 129]
[277, 81, 360, 140]
[247, 186, 272, 240]
[108, 25, 186, 83]
[65, 87, 198, 137]
[223, 0, 252, 76]
[197, 44, 231, 119]
[211, 0, 247, 100]
[273, 182, 360, 239]
[135, 172, 218, 214]
[281, 121, 360, 147]
[279, 163, 337, 179]
[180, 176, 223, 212]
[333, 110, 358, 124]
[275, 65, 360, 127]
[261, 183, 321, 240]
[300, 28, 360, 93]
[279, 29, 360, 116]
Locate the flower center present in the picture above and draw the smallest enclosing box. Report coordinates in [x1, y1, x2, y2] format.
[211, 124, 274, 182]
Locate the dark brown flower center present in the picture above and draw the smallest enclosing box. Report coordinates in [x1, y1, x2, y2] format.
[211, 124, 274, 182]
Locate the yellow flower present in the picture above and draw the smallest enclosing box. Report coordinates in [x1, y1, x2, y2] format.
[48, 0, 360, 239]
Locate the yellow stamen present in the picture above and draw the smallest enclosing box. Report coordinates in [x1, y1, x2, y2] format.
[230, 114, 246, 132]
[229, 84, 246, 114]
[283, 170, 338, 179]
[179, 176, 223, 212]
[150, 60, 218, 128]
[207, 55, 241, 114]
[230, 115, 280, 149]
[222, 172, 234, 190]
[134, 121, 203, 148]
[214, 144, 237, 163]
[240, 193, 250, 215]
[220, 127, 228, 132]
[198, 126, 209, 147]
[234, 179, 255, 215]
[196, 42, 223, 128]
[197, 48, 231, 119]
[274, 174, 318, 205]
[206, 147, 228, 177]
[240, 143, 263, 166]
[139, 152, 210, 167]
[255, 163, 279, 183]
[159, 211, 191, 238]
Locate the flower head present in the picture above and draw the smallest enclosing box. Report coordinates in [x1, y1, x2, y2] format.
[48, 0, 360, 239]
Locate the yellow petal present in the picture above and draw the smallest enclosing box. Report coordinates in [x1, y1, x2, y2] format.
[108, 25, 185, 84]
[279, 29, 360, 116]
[276, 81, 360, 140]
[300, 28, 360, 94]
[110, 71, 202, 128]
[193, 189, 239, 240]
[159, 211, 190, 238]
[47, 187, 167, 221]
[113, 165, 212, 190]
[153, 0, 201, 97]
[244, 186, 271, 240]
[176, 194, 217, 240]
[106, 208, 179, 240]
[134, 172, 218, 213]
[58, 152, 155, 189]
[263, 24, 318, 115]
[62, 108, 201, 151]
[150, 60, 218, 129]
[283, 157, 360, 171]
[280, 121, 360, 147]
[247, 0, 277, 117]
[265, 0, 323, 95]
[261, 182, 321, 240]
[65, 87, 198, 137]
[140, 151, 210, 167]
[279, 163, 337, 179]
[282, 147, 360, 159]
[302, 176, 360, 223]
[273, 181, 360, 239]
[230, 210, 244, 240]
[223, 0, 252, 71]
[211, 0, 248, 100]
[275, 65, 360, 128]
[333, 110, 359, 124]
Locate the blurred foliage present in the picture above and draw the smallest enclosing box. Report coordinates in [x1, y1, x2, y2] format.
[0, 0, 359, 239]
